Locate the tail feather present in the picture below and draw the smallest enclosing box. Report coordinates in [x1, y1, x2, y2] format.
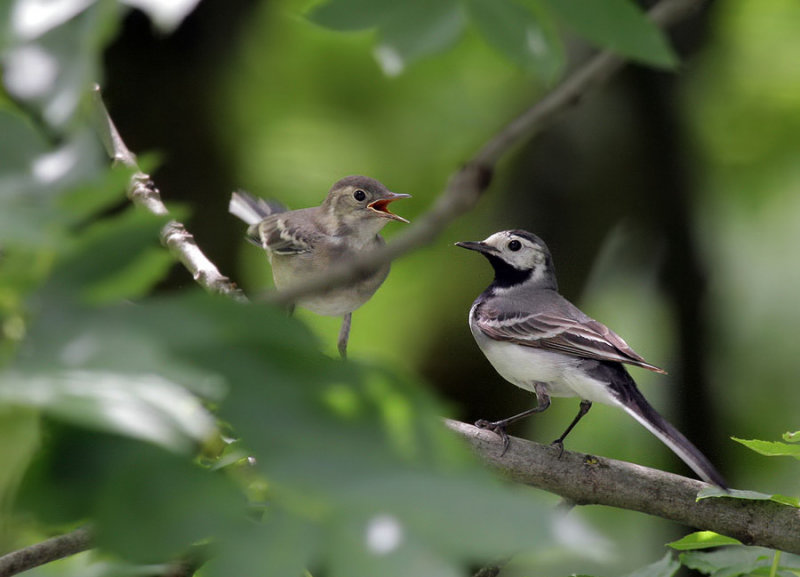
[619, 383, 727, 488]
[229, 190, 287, 225]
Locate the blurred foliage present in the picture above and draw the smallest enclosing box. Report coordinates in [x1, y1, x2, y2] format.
[2, 0, 800, 576]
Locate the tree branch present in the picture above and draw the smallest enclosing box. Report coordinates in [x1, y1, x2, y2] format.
[0, 527, 93, 577]
[90, 85, 247, 303]
[261, 0, 704, 308]
[445, 419, 800, 555]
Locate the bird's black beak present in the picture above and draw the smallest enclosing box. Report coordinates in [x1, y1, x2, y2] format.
[455, 241, 498, 255]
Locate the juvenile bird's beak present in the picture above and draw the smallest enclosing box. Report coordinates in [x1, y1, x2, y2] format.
[455, 241, 498, 255]
[368, 192, 411, 223]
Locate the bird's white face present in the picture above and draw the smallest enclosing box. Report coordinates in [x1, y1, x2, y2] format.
[479, 231, 549, 272]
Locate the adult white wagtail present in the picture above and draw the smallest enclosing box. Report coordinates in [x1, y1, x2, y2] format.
[230, 175, 410, 358]
[456, 229, 727, 487]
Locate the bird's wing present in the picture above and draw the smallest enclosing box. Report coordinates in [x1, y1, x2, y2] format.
[476, 306, 666, 374]
[252, 213, 321, 255]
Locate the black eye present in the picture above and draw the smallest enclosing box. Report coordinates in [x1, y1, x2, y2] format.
[508, 240, 522, 251]
[353, 189, 366, 201]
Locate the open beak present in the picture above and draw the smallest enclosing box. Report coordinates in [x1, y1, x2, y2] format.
[368, 192, 411, 223]
[455, 241, 498, 255]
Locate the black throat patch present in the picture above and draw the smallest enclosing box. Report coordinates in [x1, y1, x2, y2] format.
[485, 254, 533, 288]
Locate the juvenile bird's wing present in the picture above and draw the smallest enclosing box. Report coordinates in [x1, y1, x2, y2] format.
[253, 211, 323, 255]
[475, 299, 666, 374]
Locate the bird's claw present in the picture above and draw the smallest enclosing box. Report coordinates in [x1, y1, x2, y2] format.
[475, 419, 511, 456]
[550, 438, 565, 458]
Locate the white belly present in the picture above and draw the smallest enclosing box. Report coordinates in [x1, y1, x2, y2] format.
[471, 325, 618, 406]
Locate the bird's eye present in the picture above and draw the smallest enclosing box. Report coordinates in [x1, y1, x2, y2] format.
[508, 240, 522, 251]
[353, 189, 367, 202]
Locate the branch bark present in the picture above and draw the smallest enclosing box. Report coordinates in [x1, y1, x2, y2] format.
[446, 419, 800, 555]
[90, 85, 247, 303]
[0, 527, 93, 577]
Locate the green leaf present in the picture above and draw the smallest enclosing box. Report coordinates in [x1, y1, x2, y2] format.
[44, 206, 177, 304]
[668, 531, 743, 551]
[4, 3, 118, 129]
[308, 0, 466, 75]
[782, 431, 800, 443]
[539, 0, 677, 68]
[732, 437, 800, 460]
[697, 486, 800, 508]
[374, 0, 466, 76]
[307, 0, 394, 31]
[467, 0, 564, 82]
[0, 369, 216, 452]
[679, 547, 800, 577]
[623, 553, 680, 577]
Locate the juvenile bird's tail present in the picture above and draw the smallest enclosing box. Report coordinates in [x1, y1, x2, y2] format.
[614, 374, 727, 488]
[229, 190, 287, 225]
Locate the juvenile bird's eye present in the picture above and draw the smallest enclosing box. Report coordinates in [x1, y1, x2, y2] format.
[353, 189, 367, 201]
[508, 240, 522, 251]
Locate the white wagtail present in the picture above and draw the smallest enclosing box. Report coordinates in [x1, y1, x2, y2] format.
[230, 175, 410, 358]
[456, 229, 727, 487]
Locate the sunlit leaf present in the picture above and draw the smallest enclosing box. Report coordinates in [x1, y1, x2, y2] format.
[783, 431, 800, 443]
[120, 0, 202, 32]
[8, 0, 97, 40]
[467, 0, 563, 82]
[0, 369, 216, 452]
[732, 436, 800, 460]
[668, 531, 743, 551]
[539, 0, 677, 68]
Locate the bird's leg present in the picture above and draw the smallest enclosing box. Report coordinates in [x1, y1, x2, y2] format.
[475, 384, 551, 456]
[551, 399, 592, 457]
[287, 304, 296, 317]
[337, 312, 352, 359]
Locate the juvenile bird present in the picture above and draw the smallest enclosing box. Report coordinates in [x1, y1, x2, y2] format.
[457, 229, 726, 487]
[230, 175, 410, 358]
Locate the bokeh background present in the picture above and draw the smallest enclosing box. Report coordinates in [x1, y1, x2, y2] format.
[51, 0, 800, 573]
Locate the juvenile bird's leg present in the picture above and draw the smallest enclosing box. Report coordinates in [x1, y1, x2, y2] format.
[475, 383, 551, 456]
[551, 400, 592, 457]
[337, 312, 352, 359]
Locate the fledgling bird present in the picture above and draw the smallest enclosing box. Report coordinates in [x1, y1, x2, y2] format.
[230, 175, 410, 358]
[456, 229, 727, 487]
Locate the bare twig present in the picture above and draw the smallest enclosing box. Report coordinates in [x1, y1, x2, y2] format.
[90, 85, 247, 302]
[446, 419, 800, 555]
[262, 0, 704, 308]
[0, 526, 93, 577]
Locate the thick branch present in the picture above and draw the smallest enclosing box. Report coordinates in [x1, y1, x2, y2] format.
[263, 0, 704, 308]
[0, 527, 93, 577]
[445, 419, 800, 554]
[90, 85, 246, 302]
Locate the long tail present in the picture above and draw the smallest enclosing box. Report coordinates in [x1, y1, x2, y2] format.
[599, 362, 727, 488]
[229, 190, 286, 225]
[618, 381, 727, 488]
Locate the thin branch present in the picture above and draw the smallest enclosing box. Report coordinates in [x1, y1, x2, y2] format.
[262, 0, 704, 308]
[445, 419, 800, 555]
[0, 526, 93, 577]
[90, 85, 247, 302]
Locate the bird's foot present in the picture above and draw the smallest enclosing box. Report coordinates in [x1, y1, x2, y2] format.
[475, 419, 511, 456]
[550, 438, 565, 459]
